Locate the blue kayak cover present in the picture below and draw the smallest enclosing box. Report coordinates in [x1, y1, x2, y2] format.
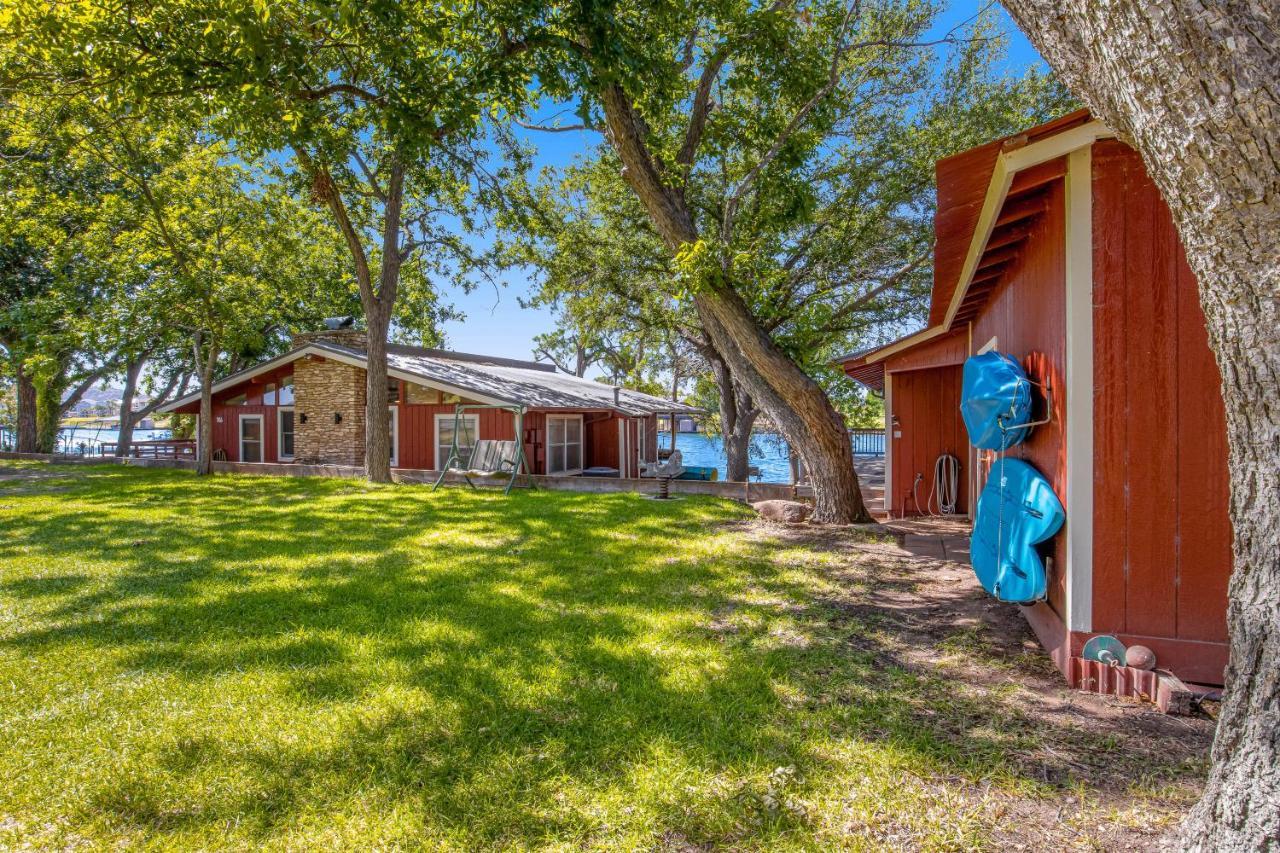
[970, 458, 1064, 604]
[961, 352, 1032, 450]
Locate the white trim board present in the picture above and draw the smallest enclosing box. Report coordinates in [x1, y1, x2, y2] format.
[884, 373, 894, 514]
[1063, 146, 1095, 633]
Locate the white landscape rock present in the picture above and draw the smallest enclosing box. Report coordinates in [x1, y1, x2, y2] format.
[751, 499, 813, 524]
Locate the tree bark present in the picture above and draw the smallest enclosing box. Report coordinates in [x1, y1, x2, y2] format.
[14, 360, 37, 453]
[709, 352, 758, 482]
[192, 334, 217, 476]
[115, 355, 145, 458]
[364, 305, 392, 482]
[301, 147, 401, 484]
[362, 154, 406, 484]
[998, 1, 1279, 847]
[598, 85, 870, 522]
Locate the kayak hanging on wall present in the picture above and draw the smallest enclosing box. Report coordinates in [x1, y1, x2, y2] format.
[961, 351, 1033, 450]
[970, 458, 1065, 604]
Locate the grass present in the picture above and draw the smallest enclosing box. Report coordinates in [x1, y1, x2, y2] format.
[0, 462, 1209, 850]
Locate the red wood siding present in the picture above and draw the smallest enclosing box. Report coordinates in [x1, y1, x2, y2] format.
[884, 330, 968, 374]
[887, 365, 969, 516]
[1089, 140, 1230, 675]
[395, 404, 516, 470]
[207, 365, 296, 462]
[585, 414, 620, 471]
[969, 178, 1069, 612]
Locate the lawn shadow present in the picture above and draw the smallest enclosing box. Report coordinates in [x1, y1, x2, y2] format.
[0, 463, 1212, 847]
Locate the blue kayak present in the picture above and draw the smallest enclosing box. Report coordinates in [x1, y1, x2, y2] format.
[961, 352, 1033, 450]
[970, 458, 1064, 604]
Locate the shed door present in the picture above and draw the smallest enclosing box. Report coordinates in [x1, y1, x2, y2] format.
[890, 365, 968, 516]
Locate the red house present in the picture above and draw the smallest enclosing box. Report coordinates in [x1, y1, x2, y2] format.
[160, 327, 697, 479]
[840, 111, 1231, 689]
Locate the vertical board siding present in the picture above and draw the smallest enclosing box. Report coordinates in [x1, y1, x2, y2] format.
[208, 365, 294, 462]
[1090, 140, 1230, 650]
[888, 365, 969, 516]
[969, 179, 1069, 612]
[585, 415, 620, 470]
[395, 404, 516, 470]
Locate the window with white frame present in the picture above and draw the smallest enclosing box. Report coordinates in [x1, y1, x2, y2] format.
[389, 406, 399, 467]
[546, 414, 583, 475]
[435, 412, 477, 470]
[278, 408, 295, 461]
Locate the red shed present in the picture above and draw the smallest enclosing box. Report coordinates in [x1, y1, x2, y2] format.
[839, 111, 1231, 688]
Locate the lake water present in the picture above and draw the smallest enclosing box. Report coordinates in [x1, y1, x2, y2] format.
[0, 426, 173, 455]
[661, 431, 795, 483]
[660, 430, 886, 483]
[3, 426, 882, 482]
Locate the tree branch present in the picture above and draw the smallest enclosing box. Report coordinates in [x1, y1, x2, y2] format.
[721, 0, 862, 244]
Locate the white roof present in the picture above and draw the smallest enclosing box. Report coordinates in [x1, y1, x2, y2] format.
[160, 342, 700, 417]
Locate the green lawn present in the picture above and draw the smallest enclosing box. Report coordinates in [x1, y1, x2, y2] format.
[0, 462, 1209, 850]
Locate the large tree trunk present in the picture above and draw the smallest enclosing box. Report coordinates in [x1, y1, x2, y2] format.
[115, 356, 145, 458]
[709, 352, 757, 482]
[14, 361, 37, 453]
[364, 307, 393, 483]
[192, 335, 217, 476]
[361, 155, 406, 485]
[598, 85, 869, 522]
[998, 1, 1279, 847]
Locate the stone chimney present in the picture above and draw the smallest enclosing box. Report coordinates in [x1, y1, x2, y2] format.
[292, 328, 368, 351]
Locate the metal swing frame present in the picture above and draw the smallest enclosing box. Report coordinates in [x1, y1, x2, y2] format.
[431, 403, 535, 495]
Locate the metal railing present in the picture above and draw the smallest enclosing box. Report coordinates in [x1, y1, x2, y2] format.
[849, 428, 885, 456]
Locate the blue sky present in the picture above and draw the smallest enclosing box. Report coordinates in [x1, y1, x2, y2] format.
[435, 2, 1045, 363]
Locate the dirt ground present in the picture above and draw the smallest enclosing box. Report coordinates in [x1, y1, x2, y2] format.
[733, 518, 1216, 851]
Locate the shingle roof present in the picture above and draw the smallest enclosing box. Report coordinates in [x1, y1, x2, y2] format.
[160, 342, 700, 416]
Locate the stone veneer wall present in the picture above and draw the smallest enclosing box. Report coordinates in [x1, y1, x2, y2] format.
[292, 355, 367, 466]
[292, 328, 369, 350]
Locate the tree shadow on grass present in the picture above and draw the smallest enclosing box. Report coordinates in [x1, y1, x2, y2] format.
[0, 464, 1212, 847]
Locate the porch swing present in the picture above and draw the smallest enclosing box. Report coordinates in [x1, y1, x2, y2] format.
[431, 403, 535, 495]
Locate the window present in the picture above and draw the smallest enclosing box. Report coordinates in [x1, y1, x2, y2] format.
[435, 413, 478, 471]
[262, 382, 277, 405]
[278, 376, 295, 405]
[226, 393, 247, 407]
[278, 408, 295, 461]
[239, 414, 263, 463]
[546, 415, 583, 475]
[388, 377, 401, 404]
[389, 406, 399, 467]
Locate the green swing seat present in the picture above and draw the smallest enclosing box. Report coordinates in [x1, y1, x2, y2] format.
[463, 440, 520, 477]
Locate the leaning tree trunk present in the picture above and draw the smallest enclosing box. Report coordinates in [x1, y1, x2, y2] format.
[998, 1, 1279, 847]
[598, 85, 869, 523]
[115, 356, 144, 458]
[14, 361, 37, 453]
